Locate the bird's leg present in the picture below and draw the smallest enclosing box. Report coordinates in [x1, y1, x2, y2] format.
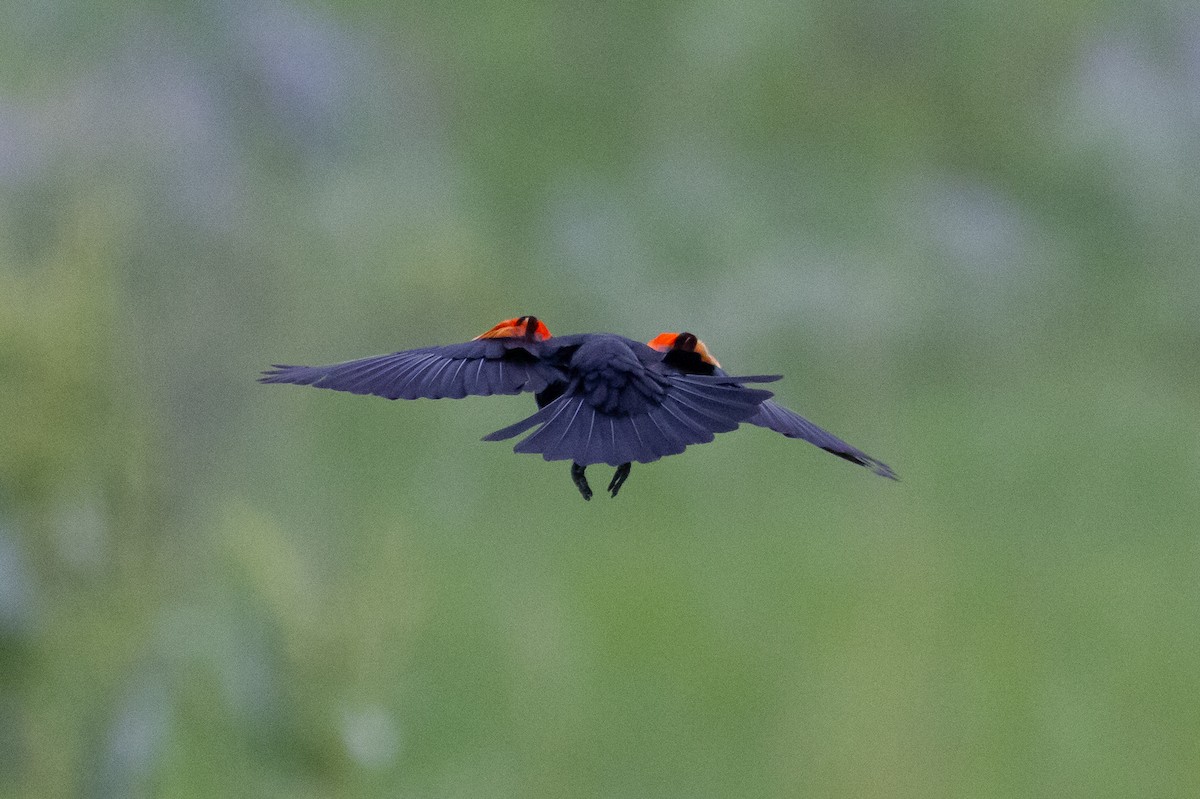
[571, 462, 593, 501]
[607, 462, 632, 498]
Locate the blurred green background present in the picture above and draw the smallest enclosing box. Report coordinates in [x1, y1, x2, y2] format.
[2, 1, 1199, 797]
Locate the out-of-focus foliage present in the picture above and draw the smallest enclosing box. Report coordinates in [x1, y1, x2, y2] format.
[2, 1, 1198, 797]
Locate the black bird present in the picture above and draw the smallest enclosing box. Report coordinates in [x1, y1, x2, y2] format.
[260, 317, 781, 500]
[647, 332, 896, 480]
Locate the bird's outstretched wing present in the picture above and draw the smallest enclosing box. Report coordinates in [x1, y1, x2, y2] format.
[747, 400, 897, 479]
[647, 331, 897, 479]
[485, 373, 779, 466]
[259, 316, 562, 400]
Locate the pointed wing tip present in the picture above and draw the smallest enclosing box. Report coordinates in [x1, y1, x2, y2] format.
[843, 451, 897, 480]
[259, 366, 291, 383]
[871, 462, 899, 480]
[826, 448, 898, 480]
[259, 365, 312, 384]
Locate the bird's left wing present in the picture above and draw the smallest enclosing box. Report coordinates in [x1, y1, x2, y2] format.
[259, 316, 563, 400]
[646, 331, 897, 479]
[748, 400, 897, 479]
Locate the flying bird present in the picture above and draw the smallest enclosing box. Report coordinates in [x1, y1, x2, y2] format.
[260, 316, 894, 499]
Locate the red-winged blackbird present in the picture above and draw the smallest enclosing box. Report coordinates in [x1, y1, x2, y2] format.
[260, 316, 894, 500]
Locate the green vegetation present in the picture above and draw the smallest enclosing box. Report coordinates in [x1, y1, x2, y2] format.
[2, 2, 1198, 796]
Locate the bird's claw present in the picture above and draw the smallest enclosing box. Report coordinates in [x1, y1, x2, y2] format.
[607, 462, 631, 498]
[571, 463, 592, 501]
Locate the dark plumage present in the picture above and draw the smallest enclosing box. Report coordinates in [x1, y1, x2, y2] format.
[261, 316, 894, 499]
[647, 332, 896, 480]
[261, 317, 779, 499]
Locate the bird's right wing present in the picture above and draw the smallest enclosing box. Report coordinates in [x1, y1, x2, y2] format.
[749, 399, 896, 479]
[484, 373, 779, 466]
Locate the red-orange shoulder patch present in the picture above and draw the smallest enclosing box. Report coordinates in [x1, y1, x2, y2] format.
[647, 332, 679, 352]
[647, 331, 721, 367]
[474, 316, 551, 341]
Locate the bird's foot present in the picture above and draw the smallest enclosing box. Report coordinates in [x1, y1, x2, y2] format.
[607, 462, 631, 498]
[571, 462, 592, 501]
